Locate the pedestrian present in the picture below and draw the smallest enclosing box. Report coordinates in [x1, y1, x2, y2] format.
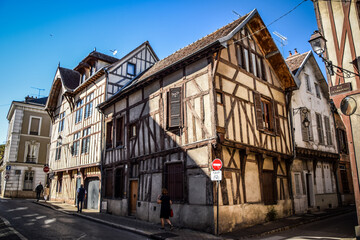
[157, 188, 174, 230]
[43, 184, 50, 202]
[77, 184, 87, 213]
[35, 182, 43, 202]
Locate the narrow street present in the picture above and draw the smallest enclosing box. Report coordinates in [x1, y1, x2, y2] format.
[248, 211, 357, 240]
[0, 199, 149, 240]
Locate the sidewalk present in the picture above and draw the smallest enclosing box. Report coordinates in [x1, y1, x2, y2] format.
[33, 200, 355, 240]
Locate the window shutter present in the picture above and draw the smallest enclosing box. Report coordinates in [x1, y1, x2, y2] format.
[324, 117, 332, 145]
[168, 87, 182, 128]
[254, 92, 264, 130]
[273, 101, 281, 135]
[308, 112, 314, 141]
[301, 109, 309, 141]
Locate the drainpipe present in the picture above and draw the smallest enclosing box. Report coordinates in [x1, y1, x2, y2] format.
[331, 101, 342, 207]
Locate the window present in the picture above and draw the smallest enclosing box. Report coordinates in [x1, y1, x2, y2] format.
[90, 63, 96, 76]
[168, 87, 182, 129]
[72, 132, 80, 156]
[106, 121, 113, 149]
[55, 141, 62, 160]
[129, 123, 137, 138]
[294, 173, 302, 195]
[301, 109, 313, 141]
[105, 169, 113, 198]
[58, 112, 65, 132]
[114, 168, 125, 198]
[338, 129, 348, 154]
[315, 83, 321, 98]
[75, 100, 83, 124]
[29, 117, 41, 135]
[166, 163, 183, 201]
[254, 92, 280, 135]
[262, 170, 276, 205]
[127, 63, 136, 76]
[81, 73, 86, 84]
[116, 117, 124, 147]
[23, 170, 34, 190]
[235, 29, 267, 81]
[316, 113, 324, 144]
[81, 127, 91, 154]
[340, 165, 350, 193]
[324, 116, 332, 145]
[84, 93, 94, 119]
[305, 74, 311, 92]
[25, 141, 39, 163]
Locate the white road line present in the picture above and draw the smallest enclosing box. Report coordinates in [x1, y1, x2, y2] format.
[0, 216, 28, 240]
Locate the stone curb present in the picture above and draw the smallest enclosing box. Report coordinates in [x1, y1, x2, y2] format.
[233, 208, 354, 239]
[33, 201, 157, 239]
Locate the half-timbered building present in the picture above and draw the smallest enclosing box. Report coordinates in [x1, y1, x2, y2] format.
[286, 50, 339, 213]
[98, 9, 297, 233]
[45, 42, 158, 210]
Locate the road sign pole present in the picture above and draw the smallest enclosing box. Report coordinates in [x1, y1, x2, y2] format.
[216, 180, 219, 235]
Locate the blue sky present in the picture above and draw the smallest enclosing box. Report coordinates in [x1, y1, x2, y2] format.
[0, 0, 320, 144]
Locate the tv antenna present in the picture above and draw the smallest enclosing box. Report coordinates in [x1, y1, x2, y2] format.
[31, 87, 45, 98]
[109, 49, 118, 56]
[273, 31, 288, 56]
[232, 10, 241, 19]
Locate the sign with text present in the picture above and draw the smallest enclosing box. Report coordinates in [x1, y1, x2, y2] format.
[211, 171, 222, 181]
[330, 82, 352, 95]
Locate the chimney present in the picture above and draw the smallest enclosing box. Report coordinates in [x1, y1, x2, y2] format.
[294, 48, 298, 54]
[289, 51, 292, 57]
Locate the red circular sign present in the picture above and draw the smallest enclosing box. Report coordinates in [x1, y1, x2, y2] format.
[212, 159, 222, 171]
[43, 166, 50, 173]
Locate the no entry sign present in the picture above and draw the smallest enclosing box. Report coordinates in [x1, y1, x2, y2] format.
[43, 166, 50, 173]
[212, 159, 222, 171]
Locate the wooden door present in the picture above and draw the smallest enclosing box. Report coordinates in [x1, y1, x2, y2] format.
[306, 174, 312, 207]
[262, 171, 276, 205]
[130, 180, 138, 215]
[87, 179, 99, 210]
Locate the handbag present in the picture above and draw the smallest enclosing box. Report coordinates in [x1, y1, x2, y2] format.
[170, 208, 174, 217]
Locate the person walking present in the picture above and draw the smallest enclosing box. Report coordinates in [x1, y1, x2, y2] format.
[77, 184, 87, 213]
[43, 184, 50, 202]
[157, 188, 174, 230]
[35, 182, 43, 202]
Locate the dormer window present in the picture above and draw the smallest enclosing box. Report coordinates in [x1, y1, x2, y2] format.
[90, 63, 96, 76]
[81, 73, 86, 84]
[127, 63, 136, 76]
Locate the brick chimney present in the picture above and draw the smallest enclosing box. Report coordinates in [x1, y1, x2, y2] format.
[294, 48, 298, 54]
[289, 51, 292, 57]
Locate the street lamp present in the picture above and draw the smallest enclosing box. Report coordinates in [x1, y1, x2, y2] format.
[309, 30, 360, 78]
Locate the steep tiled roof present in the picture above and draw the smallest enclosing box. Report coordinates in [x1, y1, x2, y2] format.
[25, 96, 48, 105]
[126, 14, 249, 89]
[88, 51, 119, 64]
[58, 67, 81, 91]
[285, 52, 309, 75]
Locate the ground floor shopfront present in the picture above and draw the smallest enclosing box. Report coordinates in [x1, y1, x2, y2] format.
[50, 165, 101, 211]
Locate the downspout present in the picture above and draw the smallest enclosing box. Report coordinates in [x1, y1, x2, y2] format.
[286, 88, 296, 214]
[331, 101, 342, 207]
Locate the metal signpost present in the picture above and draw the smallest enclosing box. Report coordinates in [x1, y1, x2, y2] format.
[211, 159, 222, 235]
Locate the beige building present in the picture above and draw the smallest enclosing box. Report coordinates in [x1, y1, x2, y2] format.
[0, 96, 51, 198]
[45, 44, 158, 210]
[312, 0, 360, 233]
[98, 9, 296, 234]
[286, 50, 339, 213]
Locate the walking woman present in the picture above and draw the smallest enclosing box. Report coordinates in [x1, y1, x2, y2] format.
[157, 188, 174, 230]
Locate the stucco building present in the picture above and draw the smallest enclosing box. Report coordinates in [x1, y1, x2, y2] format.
[0, 96, 50, 198]
[286, 50, 339, 213]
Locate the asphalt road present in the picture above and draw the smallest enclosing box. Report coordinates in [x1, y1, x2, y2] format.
[249, 210, 357, 240]
[0, 199, 149, 240]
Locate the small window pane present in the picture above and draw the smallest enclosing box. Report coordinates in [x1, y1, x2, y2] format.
[127, 63, 136, 76]
[30, 118, 40, 135]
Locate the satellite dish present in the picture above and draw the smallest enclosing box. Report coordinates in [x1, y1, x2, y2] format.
[340, 96, 357, 116]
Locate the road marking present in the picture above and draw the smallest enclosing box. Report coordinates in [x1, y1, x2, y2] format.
[0, 216, 28, 240]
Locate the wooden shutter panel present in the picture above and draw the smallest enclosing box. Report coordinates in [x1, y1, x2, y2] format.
[301, 109, 309, 141]
[168, 87, 182, 128]
[273, 101, 281, 135]
[254, 92, 264, 130]
[324, 117, 332, 145]
[308, 112, 313, 141]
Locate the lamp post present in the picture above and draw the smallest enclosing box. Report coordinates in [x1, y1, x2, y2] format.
[309, 31, 360, 78]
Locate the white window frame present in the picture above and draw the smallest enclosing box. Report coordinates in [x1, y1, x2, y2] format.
[24, 140, 40, 163]
[28, 116, 42, 136]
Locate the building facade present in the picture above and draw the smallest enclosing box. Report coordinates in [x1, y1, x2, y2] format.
[286, 50, 340, 213]
[0, 96, 50, 198]
[99, 9, 297, 234]
[312, 0, 360, 229]
[45, 43, 158, 210]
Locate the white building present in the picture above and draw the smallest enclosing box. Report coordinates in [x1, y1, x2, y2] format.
[286, 50, 339, 213]
[45, 43, 158, 210]
[0, 96, 51, 198]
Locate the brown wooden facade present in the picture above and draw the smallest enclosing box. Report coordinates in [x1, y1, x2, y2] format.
[99, 10, 296, 233]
